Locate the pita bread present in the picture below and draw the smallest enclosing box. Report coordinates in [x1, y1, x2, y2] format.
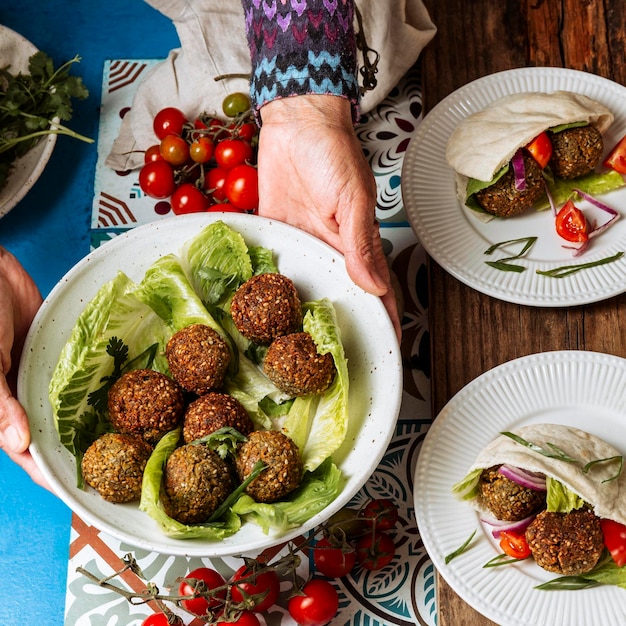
[466, 423, 626, 525]
[446, 91, 614, 182]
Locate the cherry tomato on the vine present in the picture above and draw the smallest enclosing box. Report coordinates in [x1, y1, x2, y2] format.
[356, 530, 396, 571]
[204, 166, 229, 202]
[153, 107, 188, 140]
[222, 92, 251, 118]
[225, 164, 259, 211]
[231, 121, 257, 143]
[223, 610, 261, 626]
[178, 567, 226, 615]
[139, 160, 176, 199]
[160, 133, 190, 166]
[144, 144, 164, 164]
[215, 139, 253, 169]
[230, 565, 280, 613]
[171, 183, 211, 215]
[313, 537, 356, 578]
[361, 498, 399, 531]
[288, 579, 339, 626]
[189, 136, 215, 163]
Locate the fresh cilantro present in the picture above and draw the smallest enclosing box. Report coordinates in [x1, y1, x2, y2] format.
[0, 50, 93, 188]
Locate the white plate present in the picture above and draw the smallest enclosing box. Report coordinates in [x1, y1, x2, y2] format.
[414, 350, 626, 626]
[18, 213, 402, 557]
[402, 67, 626, 306]
[0, 25, 57, 218]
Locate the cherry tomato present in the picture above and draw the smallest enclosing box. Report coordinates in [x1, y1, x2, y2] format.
[603, 134, 626, 174]
[178, 567, 226, 615]
[225, 164, 259, 210]
[153, 107, 188, 140]
[555, 199, 589, 243]
[356, 531, 396, 570]
[525, 131, 553, 169]
[141, 614, 182, 626]
[171, 183, 211, 215]
[208, 202, 247, 213]
[223, 92, 251, 118]
[230, 565, 280, 613]
[227, 610, 261, 626]
[313, 537, 356, 578]
[325, 507, 365, 539]
[204, 166, 229, 202]
[499, 530, 532, 559]
[361, 498, 399, 531]
[288, 579, 339, 626]
[215, 139, 253, 169]
[139, 160, 176, 199]
[189, 136, 215, 163]
[160, 133, 190, 166]
[600, 518, 626, 567]
[231, 121, 257, 143]
[144, 144, 164, 164]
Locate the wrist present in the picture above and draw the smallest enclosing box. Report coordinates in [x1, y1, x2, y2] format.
[259, 94, 353, 129]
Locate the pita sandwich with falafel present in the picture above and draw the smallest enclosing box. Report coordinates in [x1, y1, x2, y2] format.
[446, 91, 616, 218]
[453, 423, 626, 525]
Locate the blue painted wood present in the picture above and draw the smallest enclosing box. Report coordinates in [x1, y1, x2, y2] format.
[0, 3, 178, 624]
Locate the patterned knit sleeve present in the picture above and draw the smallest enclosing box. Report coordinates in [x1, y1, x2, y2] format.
[241, 0, 359, 118]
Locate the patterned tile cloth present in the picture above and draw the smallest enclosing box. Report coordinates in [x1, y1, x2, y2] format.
[66, 59, 436, 626]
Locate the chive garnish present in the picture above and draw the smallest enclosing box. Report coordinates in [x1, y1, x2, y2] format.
[534, 576, 600, 590]
[582, 455, 624, 483]
[500, 431, 577, 463]
[536, 251, 624, 277]
[484, 237, 538, 272]
[445, 529, 477, 564]
[483, 553, 527, 568]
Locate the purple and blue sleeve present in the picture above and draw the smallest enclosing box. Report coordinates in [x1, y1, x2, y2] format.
[241, 0, 359, 117]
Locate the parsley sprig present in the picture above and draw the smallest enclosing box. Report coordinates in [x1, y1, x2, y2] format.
[0, 50, 93, 187]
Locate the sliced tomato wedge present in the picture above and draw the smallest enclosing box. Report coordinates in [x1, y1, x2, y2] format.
[603, 135, 626, 174]
[499, 530, 531, 560]
[525, 131, 553, 169]
[600, 518, 626, 567]
[555, 200, 589, 243]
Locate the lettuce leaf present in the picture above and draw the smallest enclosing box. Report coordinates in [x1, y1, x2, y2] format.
[280, 299, 349, 472]
[546, 477, 585, 513]
[139, 429, 242, 539]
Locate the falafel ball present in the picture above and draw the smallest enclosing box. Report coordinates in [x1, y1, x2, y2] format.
[548, 125, 604, 179]
[478, 466, 546, 521]
[263, 332, 336, 396]
[161, 443, 234, 524]
[474, 152, 546, 217]
[182, 391, 254, 443]
[230, 273, 303, 344]
[235, 430, 303, 503]
[82, 432, 152, 503]
[525, 508, 604, 575]
[166, 324, 231, 395]
[107, 368, 185, 444]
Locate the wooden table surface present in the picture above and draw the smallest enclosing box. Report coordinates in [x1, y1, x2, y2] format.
[419, 1, 626, 624]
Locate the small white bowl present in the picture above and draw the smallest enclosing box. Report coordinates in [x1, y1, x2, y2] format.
[0, 25, 57, 218]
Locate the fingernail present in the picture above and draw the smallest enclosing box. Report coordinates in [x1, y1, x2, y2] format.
[3, 425, 25, 452]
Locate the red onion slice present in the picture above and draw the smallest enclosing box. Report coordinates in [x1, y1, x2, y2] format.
[481, 513, 537, 538]
[573, 187, 620, 239]
[498, 464, 547, 491]
[512, 149, 526, 191]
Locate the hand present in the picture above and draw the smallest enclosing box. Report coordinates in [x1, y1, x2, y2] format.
[0, 247, 48, 488]
[256, 95, 401, 339]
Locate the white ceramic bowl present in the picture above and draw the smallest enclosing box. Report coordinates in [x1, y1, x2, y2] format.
[19, 213, 403, 557]
[0, 25, 57, 218]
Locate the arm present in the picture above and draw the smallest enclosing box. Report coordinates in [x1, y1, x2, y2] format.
[0, 247, 48, 488]
[241, 0, 401, 337]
